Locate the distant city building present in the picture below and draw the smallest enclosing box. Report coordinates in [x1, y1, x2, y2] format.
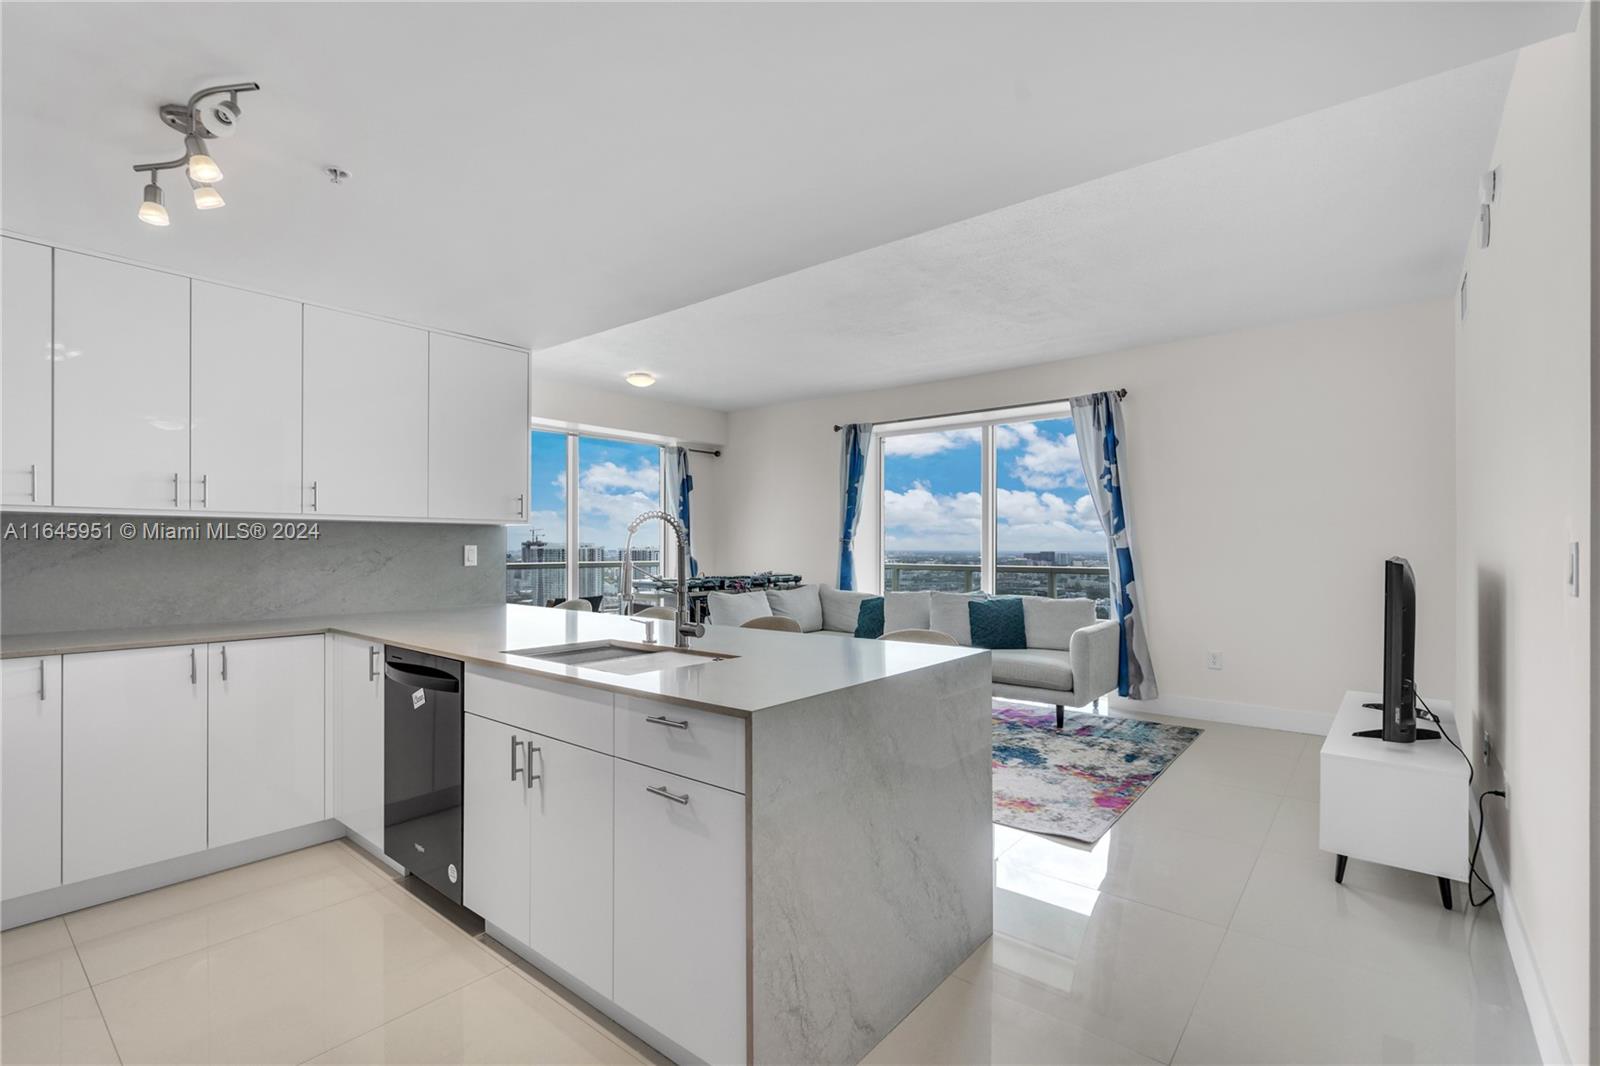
[1022, 551, 1057, 565]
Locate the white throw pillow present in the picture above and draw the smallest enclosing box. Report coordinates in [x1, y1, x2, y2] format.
[707, 590, 774, 627]
[1021, 596, 1096, 651]
[928, 591, 988, 647]
[765, 585, 824, 632]
[819, 586, 875, 633]
[883, 590, 931, 633]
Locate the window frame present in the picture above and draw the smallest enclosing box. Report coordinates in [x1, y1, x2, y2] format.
[875, 403, 1099, 599]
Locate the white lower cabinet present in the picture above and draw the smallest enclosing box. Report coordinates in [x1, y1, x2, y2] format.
[62, 645, 208, 884]
[2, 656, 61, 899]
[613, 759, 747, 1066]
[331, 634, 385, 851]
[208, 636, 326, 848]
[463, 712, 531, 944]
[528, 735, 613, 996]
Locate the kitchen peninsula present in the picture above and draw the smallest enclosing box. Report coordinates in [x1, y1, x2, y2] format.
[0, 604, 993, 1065]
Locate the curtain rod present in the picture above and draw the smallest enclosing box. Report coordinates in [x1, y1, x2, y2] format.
[685, 446, 722, 457]
[832, 389, 1127, 432]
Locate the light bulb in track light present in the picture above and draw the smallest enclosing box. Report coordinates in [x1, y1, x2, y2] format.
[184, 134, 223, 184]
[192, 182, 224, 210]
[138, 180, 169, 226]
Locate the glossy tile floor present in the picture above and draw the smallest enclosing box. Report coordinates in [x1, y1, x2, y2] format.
[0, 841, 656, 1065]
[864, 706, 1540, 1066]
[1, 709, 1538, 1066]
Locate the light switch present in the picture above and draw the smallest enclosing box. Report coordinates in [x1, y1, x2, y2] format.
[464, 544, 478, 567]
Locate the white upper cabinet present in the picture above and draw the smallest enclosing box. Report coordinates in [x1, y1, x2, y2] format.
[2, 655, 61, 900]
[2, 238, 53, 506]
[54, 252, 191, 510]
[428, 334, 529, 522]
[207, 636, 326, 849]
[303, 306, 428, 518]
[191, 282, 303, 514]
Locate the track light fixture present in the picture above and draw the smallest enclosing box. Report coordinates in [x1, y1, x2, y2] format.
[133, 81, 258, 227]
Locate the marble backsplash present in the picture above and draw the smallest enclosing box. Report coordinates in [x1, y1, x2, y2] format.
[0, 513, 507, 634]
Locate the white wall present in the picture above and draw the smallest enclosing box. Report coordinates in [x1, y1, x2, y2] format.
[715, 299, 1457, 722]
[1454, 15, 1591, 1063]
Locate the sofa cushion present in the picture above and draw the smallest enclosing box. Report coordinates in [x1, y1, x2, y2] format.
[819, 586, 875, 633]
[968, 597, 1027, 650]
[706, 590, 773, 627]
[854, 597, 885, 639]
[928, 591, 987, 646]
[990, 649, 1074, 693]
[765, 585, 823, 632]
[883, 590, 931, 634]
[1022, 596, 1096, 651]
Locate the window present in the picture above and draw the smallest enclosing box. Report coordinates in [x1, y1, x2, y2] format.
[505, 430, 570, 607]
[881, 429, 983, 592]
[880, 412, 1110, 617]
[505, 430, 664, 611]
[577, 436, 663, 610]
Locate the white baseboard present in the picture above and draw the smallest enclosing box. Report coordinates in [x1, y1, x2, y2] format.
[1477, 828, 1575, 1064]
[1106, 692, 1336, 736]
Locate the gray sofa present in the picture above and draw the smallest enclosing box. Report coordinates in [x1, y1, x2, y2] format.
[706, 585, 1120, 727]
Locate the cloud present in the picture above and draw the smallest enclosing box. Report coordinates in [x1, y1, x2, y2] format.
[580, 460, 660, 495]
[883, 482, 1104, 552]
[1002, 424, 1084, 491]
[882, 428, 981, 457]
[882, 482, 982, 549]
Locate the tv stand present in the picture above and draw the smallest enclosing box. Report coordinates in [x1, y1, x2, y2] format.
[1319, 691, 1468, 911]
[1351, 727, 1441, 741]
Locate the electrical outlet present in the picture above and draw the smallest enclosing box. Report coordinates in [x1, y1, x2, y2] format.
[463, 544, 478, 567]
[1206, 651, 1223, 671]
[1481, 730, 1492, 766]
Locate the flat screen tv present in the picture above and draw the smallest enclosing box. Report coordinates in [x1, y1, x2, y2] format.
[1381, 557, 1418, 742]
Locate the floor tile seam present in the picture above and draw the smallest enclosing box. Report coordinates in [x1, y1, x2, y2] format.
[60, 913, 127, 1066]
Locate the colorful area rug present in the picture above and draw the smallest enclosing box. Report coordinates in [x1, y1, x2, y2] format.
[993, 703, 1202, 844]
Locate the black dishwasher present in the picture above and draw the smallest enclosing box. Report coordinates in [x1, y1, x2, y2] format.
[382, 646, 465, 904]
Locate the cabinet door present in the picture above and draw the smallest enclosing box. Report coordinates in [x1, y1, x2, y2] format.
[191, 282, 303, 514]
[62, 645, 207, 883]
[2, 656, 61, 898]
[54, 252, 190, 510]
[1, 238, 53, 506]
[331, 634, 385, 850]
[463, 712, 531, 945]
[613, 761, 746, 1065]
[208, 636, 325, 848]
[528, 735, 612, 995]
[427, 334, 529, 522]
[303, 307, 428, 518]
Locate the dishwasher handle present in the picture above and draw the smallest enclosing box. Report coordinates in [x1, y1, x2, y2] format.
[382, 663, 461, 694]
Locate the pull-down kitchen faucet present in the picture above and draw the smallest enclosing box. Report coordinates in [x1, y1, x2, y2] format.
[620, 510, 705, 649]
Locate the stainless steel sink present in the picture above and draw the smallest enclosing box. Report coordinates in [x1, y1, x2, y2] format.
[504, 641, 734, 676]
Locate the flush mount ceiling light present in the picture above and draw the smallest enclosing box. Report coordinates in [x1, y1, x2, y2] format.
[133, 81, 259, 227]
[624, 371, 656, 388]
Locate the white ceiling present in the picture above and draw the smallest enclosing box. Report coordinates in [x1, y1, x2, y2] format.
[539, 52, 1516, 407]
[0, 2, 1578, 406]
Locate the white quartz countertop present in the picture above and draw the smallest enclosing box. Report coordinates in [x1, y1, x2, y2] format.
[0, 605, 986, 716]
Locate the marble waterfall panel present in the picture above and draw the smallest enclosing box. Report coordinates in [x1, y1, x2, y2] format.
[749, 652, 992, 1065]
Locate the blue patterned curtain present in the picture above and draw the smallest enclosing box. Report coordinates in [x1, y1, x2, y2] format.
[1070, 393, 1157, 699]
[662, 446, 698, 577]
[837, 423, 873, 590]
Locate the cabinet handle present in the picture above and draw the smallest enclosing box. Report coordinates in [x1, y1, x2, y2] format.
[525, 743, 541, 788]
[645, 714, 689, 730]
[172, 473, 180, 508]
[190, 647, 197, 685]
[28, 463, 37, 502]
[220, 644, 228, 681]
[510, 734, 523, 782]
[516, 493, 525, 518]
[37, 659, 46, 701]
[199, 474, 208, 508]
[309, 481, 318, 511]
[368, 645, 377, 681]
[646, 784, 690, 805]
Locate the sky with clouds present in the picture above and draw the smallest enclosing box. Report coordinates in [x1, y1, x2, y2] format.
[882, 417, 1105, 555]
[506, 432, 662, 557]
